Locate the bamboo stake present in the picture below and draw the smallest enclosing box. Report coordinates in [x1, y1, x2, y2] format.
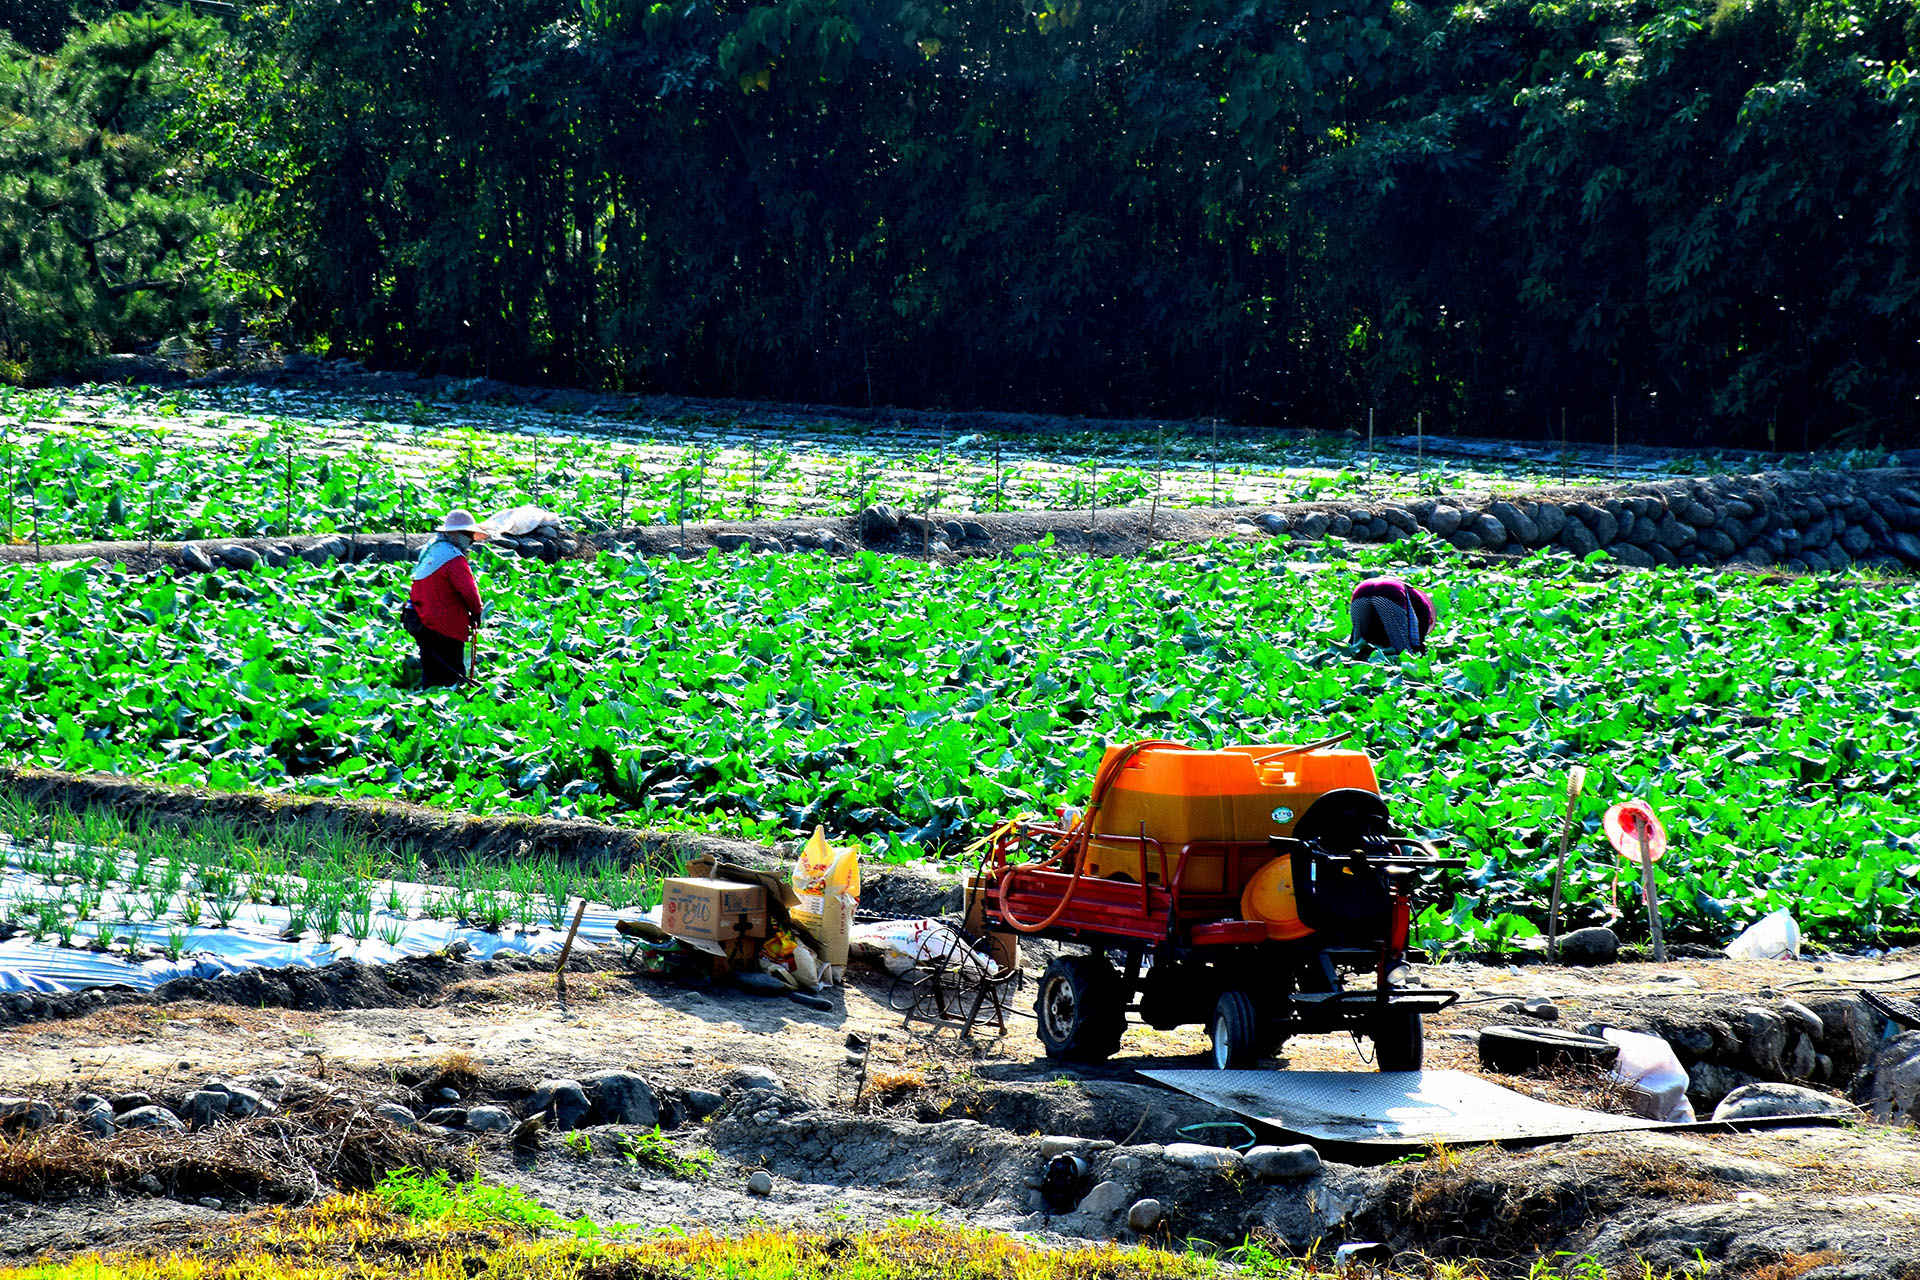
[553, 897, 588, 1001]
[1546, 765, 1587, 963]
[1210, 417, 1219, 506]
[1088, 462, 1097, 558]
[993, 442, 1002, 514]
[1638, 821, 1666, 963]
[1367, 407, 1375, 487]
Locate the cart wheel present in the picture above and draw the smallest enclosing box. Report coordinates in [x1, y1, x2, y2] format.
[1034, 955, 1126, 1062]
[1370, 1009, 1424, 1072]
[1208, 990, 1260, 1070]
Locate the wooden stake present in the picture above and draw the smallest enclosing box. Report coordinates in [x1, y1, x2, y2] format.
[553, 897, 588, 1000]
[1210, 417, 1219, 506]
[1367, 407, 1375, 486]
[1088, 463, 1097, 558]
[1637, 822, 1666, 962]
[993, 442, 1002, 514]
[1416, 411, 1424, 471]
[1546, 765, 1586, 963]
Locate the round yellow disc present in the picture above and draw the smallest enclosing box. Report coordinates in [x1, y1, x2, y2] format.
[1240, 855, 1313, 942]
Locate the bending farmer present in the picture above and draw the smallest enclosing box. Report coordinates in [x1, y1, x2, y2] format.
[405, 510, 489, 687]
[1349, 576, 1435, 654]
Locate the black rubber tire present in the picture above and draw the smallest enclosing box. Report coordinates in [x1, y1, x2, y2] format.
[1034, 954, 1127, 1062]
[1370, 1009, 1426, 1071]
[1208, 990, 1260, 1070]
[1476, 1024, 1620, 1075]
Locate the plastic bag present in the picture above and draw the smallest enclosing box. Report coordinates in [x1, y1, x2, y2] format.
[791, 826, 860, 924]
[1724, 908, 1800, 962]
[481, 504, 564, 537]
[1602, 1028, 1695, 1122]
[849, 918, 990, 978]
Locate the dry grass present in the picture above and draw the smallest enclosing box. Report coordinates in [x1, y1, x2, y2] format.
[1742, 1252, 1847, 1280]
[0, 1099, 468, 1205]
[416, 1048, 485, 1096]
[0, 1200, 1225, 1280]
[868, 1069, 928, 1095]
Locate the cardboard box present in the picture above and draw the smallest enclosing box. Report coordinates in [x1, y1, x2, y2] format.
[661, 877, 768, 943]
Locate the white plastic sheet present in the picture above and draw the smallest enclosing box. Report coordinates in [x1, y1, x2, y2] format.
[0, 837, 628, 996]
[481, 504, 564, 537]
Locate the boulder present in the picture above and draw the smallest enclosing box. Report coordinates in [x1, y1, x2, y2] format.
[76, 1105, 115, 1138]
[684, 1089, 726, 1120]
[1296, 513, 1330, 539]
[301, 537, 345, 565]
[466, 1105, 515, 1133]
[1697, 529, 1738, 559]
[216, 545, 260, 569]
[583, 1070, 659, 1127]
[118, 1105, 185, 1134]
[1127, 1198, 1165, 1232]
[960, 521, 990, 543]
[1472, 512, 1508, 548]
[1327, 515, 1353, 537]
[1678, 498, 1719, 527]
[1448, 528, 1484, 551]
[712, 532, 751, 552]
[1890, 531, 1920, 566]
[1710, 1082, 1852, 1122]
[1840, 525, 1873, 556]
[1859, 1031, 1920, 1126]
[1778, 1000, 1824, 1040]
[223, 1085, 272, 1119]
[1556, 926, 1619, 966]
[1254, 513, 1289, 536]
[1423, 505, 1463, 537]
[181, 544, 216, 573]
[372, 1102, 419, 1131]
[1488, 501, 1539, 546]
[109, 1093, 154, 1114]
[422, 1107, 467, 1127]
[1608, 544, 1655, 569]
[1244, 1143, 1322, 1180]
[747, 1170, 774, 1196]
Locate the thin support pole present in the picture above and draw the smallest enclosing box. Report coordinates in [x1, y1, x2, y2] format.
[1638, 822, 1666, 963]
[1367, 407, 1375, 486]
[1546, 766, 1587, 963]
[1210, 417, 1219, 507]
[1088, 463, 1097, 558]
[993, 442, 1002, 514]
[678, 477, 687, 549]
[553, 897, 588, 1002]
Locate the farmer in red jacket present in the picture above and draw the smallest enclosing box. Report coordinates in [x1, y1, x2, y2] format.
[1349, 576, 1436, 653]
[406, 510, 488, 687]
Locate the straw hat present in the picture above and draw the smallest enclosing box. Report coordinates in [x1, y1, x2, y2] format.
[436, 509, 491, 541]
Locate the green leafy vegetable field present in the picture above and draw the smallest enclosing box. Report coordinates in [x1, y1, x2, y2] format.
[1, 385, 1838, 545]
[3, 535, 1917, 946]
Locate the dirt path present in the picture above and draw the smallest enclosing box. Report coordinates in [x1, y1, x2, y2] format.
[4, 944, 1917, 1275]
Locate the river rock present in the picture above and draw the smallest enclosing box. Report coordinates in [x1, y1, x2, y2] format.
[1698, 528, 1739, 559]
[1678, 498, 1719, 527]
[76, 1104, 115, 1137]
[1327, 514, 1353, 537]
[1076, 1180, 1130, 1217]
[857, 504, 901, 541]
[1255, 512, 1289, 535]
[223, 1085, 272, 1118]
[1560, 518, 1599, 557]
[1296, 513, 1330, 539]
[373, 1102, 419, 1130]
[1448, 528, 1483, 551]
[1584, 506, 1619, 545]
[1378, 506, 1418, 535]
[1532, 502, 1567, 541]
[712, 532, 751, 552]
[584, 1070, 659, 1127]
[1840, 525, 1873, 556]
[216, 544, 260, 569]
[747, 1169, 774, 1196]
[183, 1089, 230, 1129]
[1164, 1142, 1243, 1172]
[109, 1093, 154, 1114]
[1128, 1197, 1165, 1231]
[1778, 1000, 1825, 1040]
[1740, 1006, 1789, 1077]
[1423, 505, 1463, 536]
[423, 1107, 467, 1127]
[1488, 501, 1539, 546]
[1711, 1082, 1852, 1122]
[466, 1105, 515, 1132]
[1244, 1143, 1322, 1180]
[118, 1105, 186, 1134]
[528, 1079, 592, 1130]
[1609, 543, 1655, 568]
[181, 544, 215, 573]
[0, 1098, 55, 1134]
[1556, 926, 1619, 966]
[1472, 512, 1508, 548]
[1891, 532, 1920, 566]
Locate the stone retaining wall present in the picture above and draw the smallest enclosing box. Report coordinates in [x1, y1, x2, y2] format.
[1252, 469, 1920, 574]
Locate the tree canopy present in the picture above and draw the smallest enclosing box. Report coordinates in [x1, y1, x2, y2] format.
[5, 0, 1917, 446]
